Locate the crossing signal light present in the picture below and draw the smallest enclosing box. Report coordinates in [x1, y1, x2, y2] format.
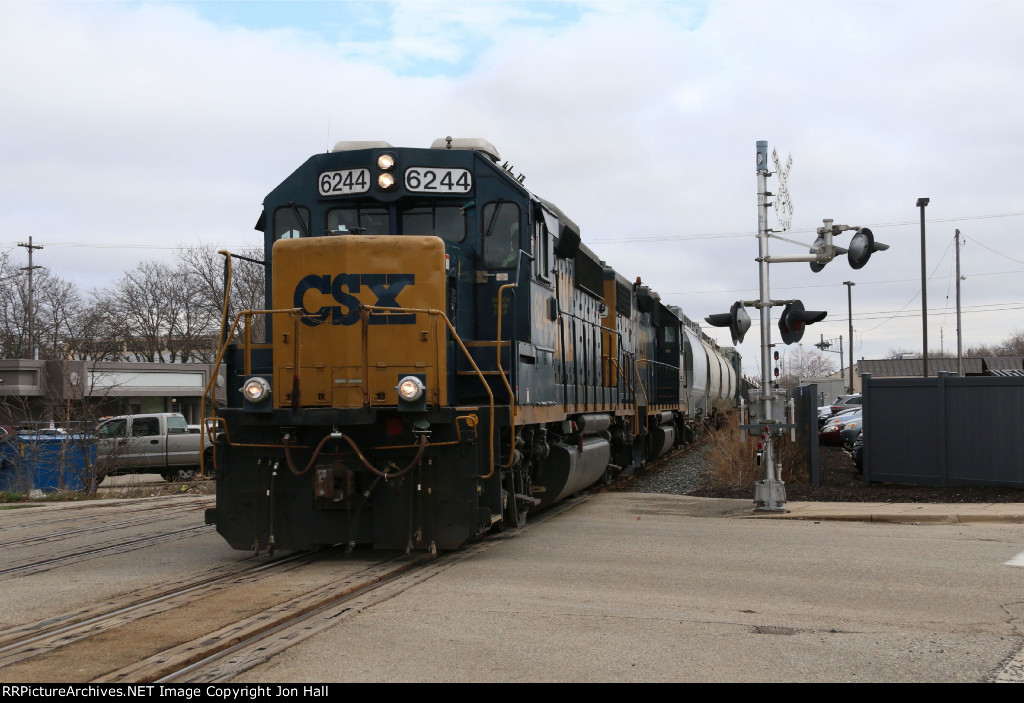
[778, 300, 827, 344]
[705, 301, 751, 345]
[848, 227, 889, 269]
[808, 235, 827, 273]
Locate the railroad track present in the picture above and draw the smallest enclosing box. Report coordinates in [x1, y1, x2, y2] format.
[0, 494, 585, 683]
[0, 494, 211, 527]
[0, 498, 214, 581]
[0, 501, 210, 550]
[0, 435, 708, 683]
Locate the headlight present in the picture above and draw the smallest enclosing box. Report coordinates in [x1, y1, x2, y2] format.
[378, 172, 396, 190]
[241, 377, 271, 403]
[377, 153, 395, 170]
[396, 376, 425, 402]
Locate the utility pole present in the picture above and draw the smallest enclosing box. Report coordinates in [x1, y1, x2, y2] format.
[955, 229, 963, 376]
[814, 333, 844, 383]
[18, 236, 44, 360]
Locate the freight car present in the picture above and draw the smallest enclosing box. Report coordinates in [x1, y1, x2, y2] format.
[203, 138, 739, 553]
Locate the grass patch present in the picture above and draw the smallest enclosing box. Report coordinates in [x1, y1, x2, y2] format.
[703, 414, 810, 489]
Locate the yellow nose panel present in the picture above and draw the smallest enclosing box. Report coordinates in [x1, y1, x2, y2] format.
[271, 235, 447, 408]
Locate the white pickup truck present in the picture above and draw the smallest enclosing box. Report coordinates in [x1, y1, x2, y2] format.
[95, 412, 213, 482]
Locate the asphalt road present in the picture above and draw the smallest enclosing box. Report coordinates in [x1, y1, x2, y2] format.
[234, 493, 1024, 683]
[2, 492, 1022, 682]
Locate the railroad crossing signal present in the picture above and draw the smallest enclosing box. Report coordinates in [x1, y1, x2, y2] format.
[778, 300, 827, 344]
[705, 301, 751, 345]
[847, 227, 888, 269]
[806, 220, 890, 272]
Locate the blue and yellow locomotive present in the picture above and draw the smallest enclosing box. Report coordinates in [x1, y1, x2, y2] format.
[204, 137, 739, 553]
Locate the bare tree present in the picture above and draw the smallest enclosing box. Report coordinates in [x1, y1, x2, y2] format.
[0, 253, 90, 361]
[996, 330, 1024, 357]
[175, 243, 266, 349]
[776, 345, 837, 389]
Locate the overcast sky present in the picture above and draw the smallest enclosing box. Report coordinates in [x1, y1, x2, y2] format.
[2, 0, 1022, 377]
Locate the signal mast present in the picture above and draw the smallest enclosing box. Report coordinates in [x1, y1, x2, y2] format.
[705, 141, 889, 512]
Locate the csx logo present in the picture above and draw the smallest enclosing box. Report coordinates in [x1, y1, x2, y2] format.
[293, 273, 414, 326]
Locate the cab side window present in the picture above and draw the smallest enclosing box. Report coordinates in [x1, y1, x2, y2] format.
[534, 209, 557, 280]
[482, 202, 521, 269]
[98, 419, 127, 438]
[132, 417, 160, 437]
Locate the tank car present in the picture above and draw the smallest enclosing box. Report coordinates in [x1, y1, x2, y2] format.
[203, 137, 739, 553]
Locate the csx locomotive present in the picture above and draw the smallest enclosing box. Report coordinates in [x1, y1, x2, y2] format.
[203, 137, 739, 553]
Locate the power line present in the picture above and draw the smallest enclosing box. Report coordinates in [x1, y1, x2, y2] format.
[585, 210, 1024, 244]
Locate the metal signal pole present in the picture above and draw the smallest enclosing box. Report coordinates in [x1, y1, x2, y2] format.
[917, 198, 929, 377]
[843, 281, 855, 393]
[754, 141, 786, 512]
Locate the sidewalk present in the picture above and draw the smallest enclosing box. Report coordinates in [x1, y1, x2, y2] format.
[754, 501, 1024, 524]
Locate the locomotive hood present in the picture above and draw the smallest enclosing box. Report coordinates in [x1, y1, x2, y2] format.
[271, 234, 448, 409]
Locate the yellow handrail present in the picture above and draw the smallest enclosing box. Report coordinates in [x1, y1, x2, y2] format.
[200, 306, 303, 477]
[361, 304, 498, 478]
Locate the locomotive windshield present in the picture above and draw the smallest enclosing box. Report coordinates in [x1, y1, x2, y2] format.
[401, 204, 466, 242]
[326, 206, 388, 235]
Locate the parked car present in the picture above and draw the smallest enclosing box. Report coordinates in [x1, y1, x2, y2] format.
[829, 393, 862, 416]
[95, 412, 212, 482]
[850, 430, 863, 473]
[33, 427, 68, 437]
[839, 416, 863, 450]
[819, 411, 862, 446]
[817, 406, 834, 427]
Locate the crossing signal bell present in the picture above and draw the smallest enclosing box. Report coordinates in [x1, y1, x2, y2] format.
[778, 300, 827, 344]
[705, 301, 751, 345]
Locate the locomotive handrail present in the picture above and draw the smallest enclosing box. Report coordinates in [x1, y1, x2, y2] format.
[620, 350, 652, 436]
[495, 282, 520, 469]
[635, 357, 684, 409]
[200, 306, 304, 476]
[360, 304, 499, 478]
[552, 304, 624, 411]
[609, 354, 642, 437]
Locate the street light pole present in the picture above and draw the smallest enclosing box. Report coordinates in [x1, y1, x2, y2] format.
[843, 281, 855, 393]
[917, 198, 930, 378]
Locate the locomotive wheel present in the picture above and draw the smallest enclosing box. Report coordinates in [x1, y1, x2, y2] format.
[171, 468, 197, 482]
[499, 471, 529, 529]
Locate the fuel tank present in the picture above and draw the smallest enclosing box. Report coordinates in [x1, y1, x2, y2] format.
[536, 436, 611, 508]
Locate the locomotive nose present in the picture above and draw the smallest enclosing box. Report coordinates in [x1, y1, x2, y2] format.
[272, 235, 447, 410]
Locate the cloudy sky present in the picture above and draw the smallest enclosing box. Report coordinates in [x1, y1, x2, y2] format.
[2, 0, 1022, 377]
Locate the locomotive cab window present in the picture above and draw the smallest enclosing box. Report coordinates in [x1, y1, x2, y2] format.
[482, 201, 521, 269]
[533, 209, 557, 281]
[326, 206, 389, 235]
[274, 206, 309, 240]
[402, 204, 466, 242]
